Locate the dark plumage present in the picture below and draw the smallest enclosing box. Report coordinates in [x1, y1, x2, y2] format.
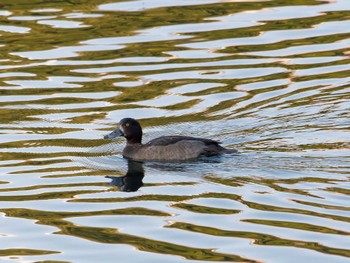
[104, 118, 237, 161]
[107, 160, 144, 192]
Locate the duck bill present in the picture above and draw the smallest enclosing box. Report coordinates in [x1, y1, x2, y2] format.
[104, 127, 123, 139]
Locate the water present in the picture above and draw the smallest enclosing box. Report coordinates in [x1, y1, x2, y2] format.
[0, 0, 350, 262]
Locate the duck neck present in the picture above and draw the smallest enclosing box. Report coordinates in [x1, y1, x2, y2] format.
[126, 135, 142, 145]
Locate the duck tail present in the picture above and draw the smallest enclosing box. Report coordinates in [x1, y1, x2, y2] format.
[222, 147, 238, 154]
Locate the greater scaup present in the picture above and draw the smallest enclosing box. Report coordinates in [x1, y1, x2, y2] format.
[104, 118, 237, 161]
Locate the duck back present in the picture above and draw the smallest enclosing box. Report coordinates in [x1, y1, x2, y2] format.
[145, 135, 221, 146]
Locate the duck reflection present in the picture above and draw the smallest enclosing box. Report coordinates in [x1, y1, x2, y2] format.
[104, 154, 230, 192]
[106, 160, 144, 192]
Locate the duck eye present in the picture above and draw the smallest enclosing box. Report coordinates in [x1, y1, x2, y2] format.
[125, 123, 130, 127]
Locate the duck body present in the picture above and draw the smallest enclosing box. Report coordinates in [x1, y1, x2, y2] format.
[123, 135, 235, 161]
[104, 118, 237, 162]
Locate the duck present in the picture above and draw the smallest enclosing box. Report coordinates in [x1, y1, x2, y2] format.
[104, 118, 237, 161]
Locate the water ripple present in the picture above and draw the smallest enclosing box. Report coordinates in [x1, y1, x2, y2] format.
[0, 0, 349, 262]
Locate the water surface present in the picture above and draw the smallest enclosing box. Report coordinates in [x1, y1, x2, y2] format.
[0, 0, 350, 262]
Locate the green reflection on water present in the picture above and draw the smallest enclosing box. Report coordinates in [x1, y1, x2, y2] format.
[1, 0, 350, 261]
[242, 219, 350, 235]
[73, 188, 350, 222]
[292, 199, 350, 212]
[168, 222, 350, 258]
[172, 202, 241, 214]
[0, 248, 59, 256]
[70, 192, 242, 203]
[0, 189, 103, 201]
[0, 208, 256, 262]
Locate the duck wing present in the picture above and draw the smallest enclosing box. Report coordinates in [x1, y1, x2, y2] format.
[124, 136, 235, 161]
[145, 136, 221, 146]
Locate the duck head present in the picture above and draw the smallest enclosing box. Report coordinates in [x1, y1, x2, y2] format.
[104, 118, 142, 144]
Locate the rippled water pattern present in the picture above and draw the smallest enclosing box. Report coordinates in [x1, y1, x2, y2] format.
[1, 0, 350, 262]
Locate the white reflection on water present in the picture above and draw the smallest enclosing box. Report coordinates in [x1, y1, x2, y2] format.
[181, 20, 350, 50]
[12, 44, 124, 60]
[38, 19, 89, 28]
[0, 0, 350, 262]
[0, 25, 31, 33]
[141, 67, 286, 82]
